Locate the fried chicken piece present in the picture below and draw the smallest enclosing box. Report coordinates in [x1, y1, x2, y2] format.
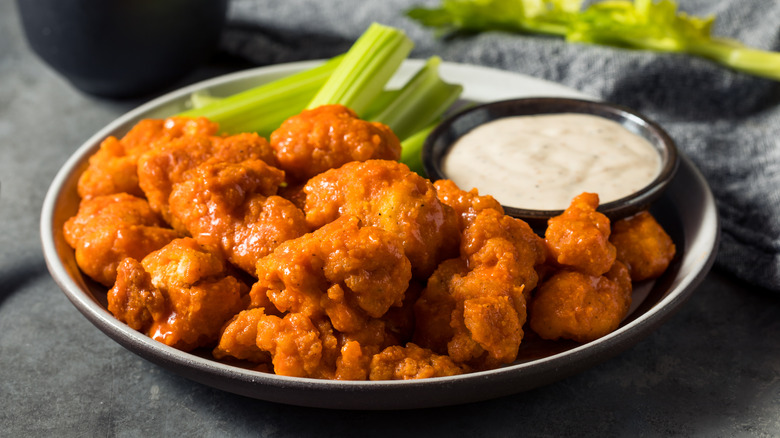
[255, 312, 342, 379]
[433, 179, 504, 230]
[249, 215, 413, 370]
[334, 341, 373, 381]
[462, 208, 547, 293]
[414, 209, 547, 369]
[304, 160, 459, 278]
[77, 117, 218, 200]
[138, 130, 277, 228]
[369, 343, 466, 380]
[213, 306, 372, 380]
[107, 238, 247, 351]
[326, 284, 421, 377]
[63, 193, 179, 286]
[270, 104, 401, 182]
[610, 211, 676, 281]
[251, 216, 412, 331]
[168, 159, 308, 276]
[529, 261, 632, 343]
[435, 258, 530, 369]
[213, 308, 272, 363]
[545, 192, 616, 276]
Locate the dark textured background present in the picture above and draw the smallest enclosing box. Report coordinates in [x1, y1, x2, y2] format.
[1, 0, 779, 436]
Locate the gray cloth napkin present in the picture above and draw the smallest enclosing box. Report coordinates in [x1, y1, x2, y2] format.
[221, 0, 780, 293]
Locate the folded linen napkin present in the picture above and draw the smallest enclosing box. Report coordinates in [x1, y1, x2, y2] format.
[221, 0, 780, 293]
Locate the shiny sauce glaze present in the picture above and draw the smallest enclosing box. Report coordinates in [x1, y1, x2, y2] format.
[442, 113, 661, 211]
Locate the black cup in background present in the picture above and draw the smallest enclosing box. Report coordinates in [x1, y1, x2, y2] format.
[16, 0, 229, 98]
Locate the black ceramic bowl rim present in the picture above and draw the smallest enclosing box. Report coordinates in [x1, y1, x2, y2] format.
[423, 97, 680, 229]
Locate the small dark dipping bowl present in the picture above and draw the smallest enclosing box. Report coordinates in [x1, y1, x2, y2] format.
[423, 97, 679, 230]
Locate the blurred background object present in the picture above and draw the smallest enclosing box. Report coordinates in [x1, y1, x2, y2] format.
[16, 0, 228, 98]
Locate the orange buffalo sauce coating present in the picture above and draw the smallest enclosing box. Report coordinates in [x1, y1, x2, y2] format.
[65, 111, 677, 380]
[369, 343, 466, 380]
[544, 192, 616, 276]
[108, 238, 247, 351]
[63, 193, 179, 286]
[270, 104, 401, 182]
[168, 159, 307, 276]
[529, 261, 632, 343]
[138, 131, 277, 228]
[78, 117, 219, 200]
[611, 211, 677, 281]
[303, 160, 459, 279]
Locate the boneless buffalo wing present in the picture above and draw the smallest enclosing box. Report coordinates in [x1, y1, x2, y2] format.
[414, 186, 547, 370]
[529, 261, 633, 343]
[270, 104, 401, 182]
[108, 238, 247, 351]
[64, 107, 676, 380]
[610, 211, 677, 281]
[77, 117, 219, 200]
[63, 193, 179, 286]
[138, 129, 277, 228]
[168, 159, 308, 275]
[528, 193, 674, 343]
[303, 159, 459, 278]
[544, 192, 616, 276]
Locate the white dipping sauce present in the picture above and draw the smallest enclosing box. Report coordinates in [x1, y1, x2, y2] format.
[442, 113, 661, 211]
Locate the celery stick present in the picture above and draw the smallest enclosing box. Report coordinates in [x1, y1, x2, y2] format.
[179, 55, 342, 136]
[400, 124, 435, 176]
[370, 56, 463, 141]
[361, 89, 403, 121]
[409, 0, 780, 81]
[307, 23, 414, 116]
[188, 91, 223, 109]
[687, 39, 780, 82]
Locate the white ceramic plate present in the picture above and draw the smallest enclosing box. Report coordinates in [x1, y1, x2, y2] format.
[40, 60, 719, 409]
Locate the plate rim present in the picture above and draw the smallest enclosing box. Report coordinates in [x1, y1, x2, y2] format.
[40, 59, 720, 409]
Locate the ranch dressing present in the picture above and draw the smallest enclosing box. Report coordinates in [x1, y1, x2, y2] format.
[442, 113, 661, 210]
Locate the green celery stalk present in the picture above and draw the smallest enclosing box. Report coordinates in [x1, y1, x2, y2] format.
[686, 40, 780, 81]
[370, 56, 463, 141]
[361, 89, 404, 121]
[567, 0, 780, 80]
[179, 55, 342, 136]
[188, 91, 223, 109]
[400, 124, 435, 176]
[307, 23, 414, 116]
[407, 0, 580, 37]
[408, 0, 780, 81]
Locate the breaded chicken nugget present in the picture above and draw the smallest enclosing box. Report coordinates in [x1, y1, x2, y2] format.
[610, 211, 676, 281]
[369, 343, 466, 380]
[251, 215, 411, 324]
[433, 179, 504, 230]
[138, 130, 277, 228]
[270, 104, 401, 182]
[63, 193, 179, 286]
[168, 159, 307, 276]
[545, 192, 616, 276]
[255, 312, 341, 379]
[78, 117, 218, 200]
[414, 209, 546, 370]
[108, 238, 247, 351]
[304, 160, 459, 278]
[212, 308, 272, 363]
[529, 261, 632, 343]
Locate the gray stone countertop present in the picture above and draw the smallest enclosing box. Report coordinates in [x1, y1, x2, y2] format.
[1, 1, 778, 436]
